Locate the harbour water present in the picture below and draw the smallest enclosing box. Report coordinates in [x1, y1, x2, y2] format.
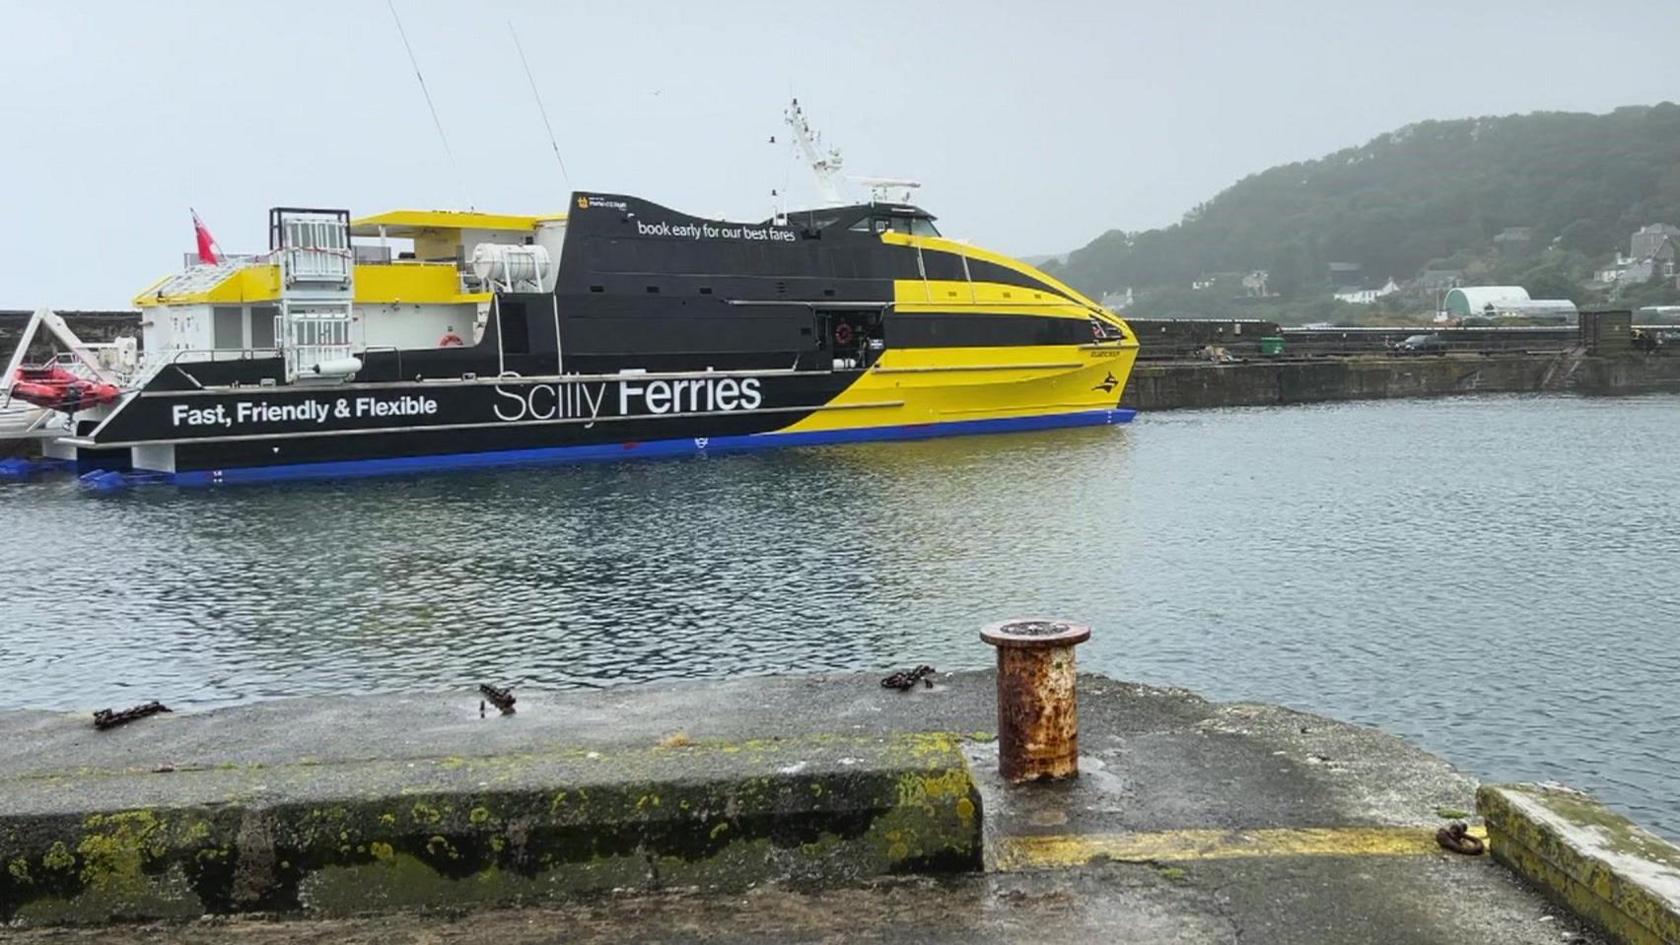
[1, 393, 1676, 838]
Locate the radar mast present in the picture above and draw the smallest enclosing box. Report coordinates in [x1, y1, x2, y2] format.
[783, 98, 846, 206]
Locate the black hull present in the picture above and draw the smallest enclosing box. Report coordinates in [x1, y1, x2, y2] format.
[92, 369, 865, 472]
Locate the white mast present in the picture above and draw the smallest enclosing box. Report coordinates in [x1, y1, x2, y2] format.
[784, 98, 846, 206]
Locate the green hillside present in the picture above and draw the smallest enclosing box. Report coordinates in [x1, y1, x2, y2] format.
[1048, 103, 1680, 321]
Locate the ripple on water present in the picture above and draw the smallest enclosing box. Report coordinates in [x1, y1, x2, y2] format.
[1, 393, 1677, 840]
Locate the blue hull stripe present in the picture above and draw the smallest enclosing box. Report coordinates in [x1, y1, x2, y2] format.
[78, 408, 1136, 490]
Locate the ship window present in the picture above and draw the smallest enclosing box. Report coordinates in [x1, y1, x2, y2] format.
[251, 306, 278, 349]
[849, 217, 873, 232]
[699, 286, 713, 295]
[921, 251, 965, 281]
[212, 306, 244, 349]
[910, 218, 941, 237]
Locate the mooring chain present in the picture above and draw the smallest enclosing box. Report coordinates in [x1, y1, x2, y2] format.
[91, 701, 172, 731]
[1435, 821, 1485, 856]
[479, 684, 517, 717]
[881, 665, 936, 691]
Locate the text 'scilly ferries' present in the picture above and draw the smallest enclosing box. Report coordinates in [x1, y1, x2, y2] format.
[4, 189, 1137, 488]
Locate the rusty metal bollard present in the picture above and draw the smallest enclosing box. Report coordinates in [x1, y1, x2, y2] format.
[981, 618, 1091, 783]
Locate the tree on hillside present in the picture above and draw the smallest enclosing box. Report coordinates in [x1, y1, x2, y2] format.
[1056, 103, 1680, 308]
[1516, 260, 1588, 303]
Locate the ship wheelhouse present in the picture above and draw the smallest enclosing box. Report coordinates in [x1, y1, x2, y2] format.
[779, 203, 943, 238]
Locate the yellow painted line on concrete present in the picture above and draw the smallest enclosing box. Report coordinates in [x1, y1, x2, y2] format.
[993, 824, 1489, 872]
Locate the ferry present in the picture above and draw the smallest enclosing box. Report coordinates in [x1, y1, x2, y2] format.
[2, 111, 1138, 489]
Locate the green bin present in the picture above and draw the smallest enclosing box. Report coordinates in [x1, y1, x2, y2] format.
[1260, 336, 1285, 356]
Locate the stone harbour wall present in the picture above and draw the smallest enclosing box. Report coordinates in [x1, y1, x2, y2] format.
[1121, 353, 1680, 412]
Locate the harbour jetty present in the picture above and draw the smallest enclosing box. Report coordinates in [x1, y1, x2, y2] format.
[1123, 351, 1680, 411]
[4, 670, 1677, 943]
[1121, 313, 1680, 411]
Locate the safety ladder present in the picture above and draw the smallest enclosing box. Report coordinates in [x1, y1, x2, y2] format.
[270, 208, 356, 382]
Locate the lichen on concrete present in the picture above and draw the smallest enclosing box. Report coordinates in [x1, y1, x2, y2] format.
[0, 732, 980, 924]
[2, 809, 222, 924]
[1479, 783, 1680, 945]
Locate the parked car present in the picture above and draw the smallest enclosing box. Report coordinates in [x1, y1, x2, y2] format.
[1632, 328, 1671, 353]
[1393, 333, 1445, 353]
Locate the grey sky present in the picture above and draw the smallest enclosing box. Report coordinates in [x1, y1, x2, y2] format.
[4, 0, 1678, 309]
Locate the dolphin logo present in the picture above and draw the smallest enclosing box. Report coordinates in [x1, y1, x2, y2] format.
[1092, 372, 1119, 393]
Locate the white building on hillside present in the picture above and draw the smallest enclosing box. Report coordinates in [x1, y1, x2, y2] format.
[1631, 224, 1680, 260]
[1100, 287, 1133, 311]
[1333, 277, 1400, 304]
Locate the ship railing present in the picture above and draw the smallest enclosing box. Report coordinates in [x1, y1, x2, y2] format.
[154, 335, 356, 387]
[150, 254, 280, 301]
[177, 251, 278, 271]
[137, 347, 287, 392]
[281, 246, 354, 286]
[166, 347, 284, 364]
[280, 308, 355, 381]
[179, 248, 407, 268]
[25, 348, 144, 391]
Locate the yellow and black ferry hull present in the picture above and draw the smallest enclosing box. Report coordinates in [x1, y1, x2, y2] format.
[68, 341, 1135, 489]
[54, 191, 1142, 488]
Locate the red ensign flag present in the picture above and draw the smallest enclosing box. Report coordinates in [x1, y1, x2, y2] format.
[191, 209, 221, 265]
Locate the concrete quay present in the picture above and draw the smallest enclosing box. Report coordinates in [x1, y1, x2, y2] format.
[1121, 352, 1680, 412]
[1, 671, 1672, 943]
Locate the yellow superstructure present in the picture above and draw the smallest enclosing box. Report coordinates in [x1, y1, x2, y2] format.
[133, 263, 492, 309]
[134, 209, 568, 310]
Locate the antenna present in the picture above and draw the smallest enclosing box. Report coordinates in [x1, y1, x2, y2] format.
[784, 98, 846, 206]
[852, 176, 922, 205]
[386, 0, 471, 208]
[509, 21, 571, 190]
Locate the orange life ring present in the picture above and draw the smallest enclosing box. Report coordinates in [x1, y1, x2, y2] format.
[438, 331, 464, 347]
[833, 323, 854, 346]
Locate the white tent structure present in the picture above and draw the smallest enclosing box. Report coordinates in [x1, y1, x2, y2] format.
[1443, 286, 1529, 317]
